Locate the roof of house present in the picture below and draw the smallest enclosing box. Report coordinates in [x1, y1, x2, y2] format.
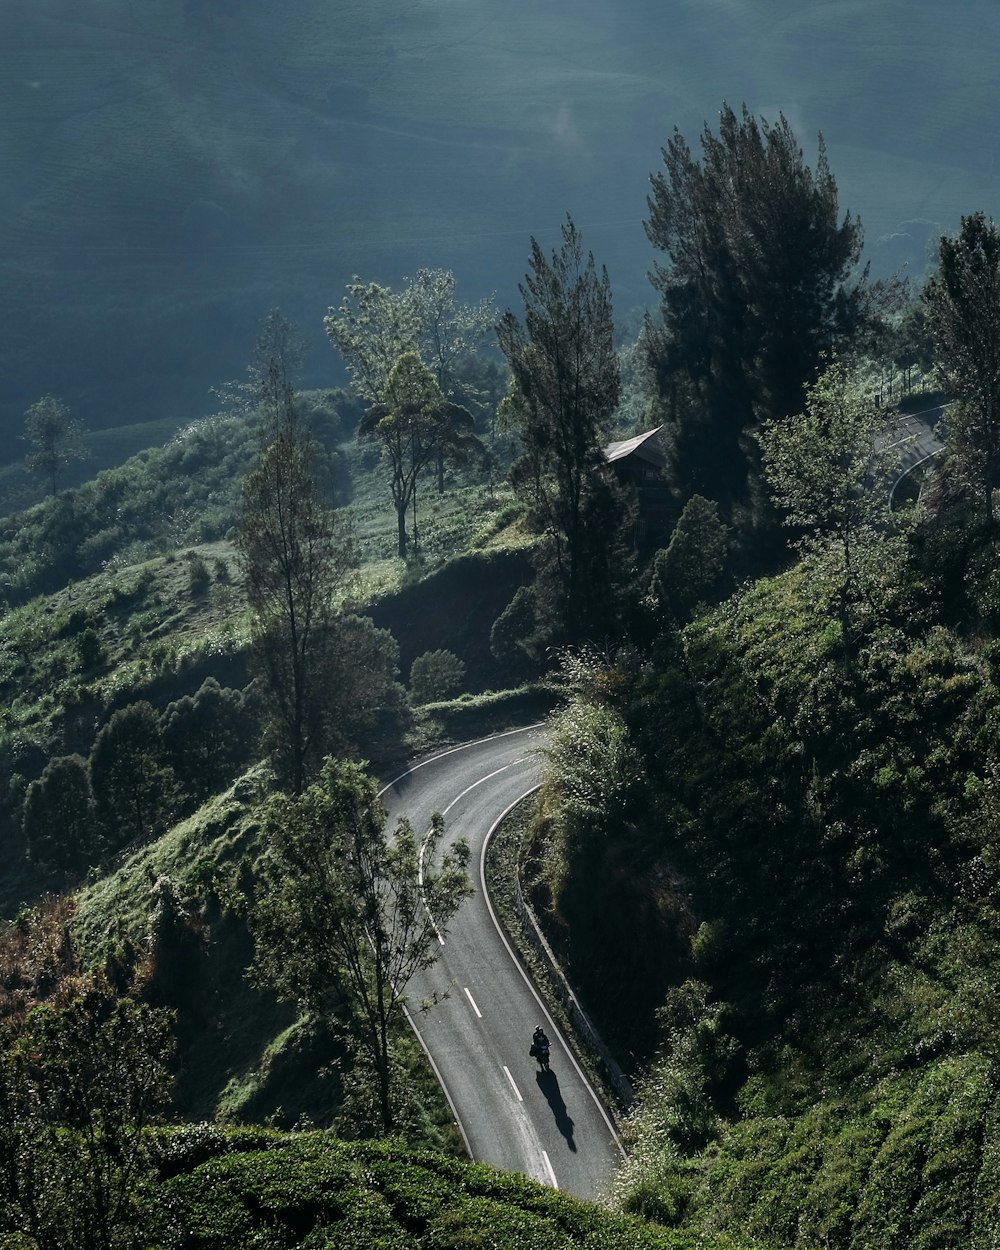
[603, 426, 665, 468]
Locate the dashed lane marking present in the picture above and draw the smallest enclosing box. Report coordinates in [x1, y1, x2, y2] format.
[502, 1066, 523, 1102]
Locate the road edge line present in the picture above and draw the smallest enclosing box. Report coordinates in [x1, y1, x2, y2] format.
[480, 786, 626, 1157]
[403, 1001, 475, 1162]
[378, 723, 545, 798]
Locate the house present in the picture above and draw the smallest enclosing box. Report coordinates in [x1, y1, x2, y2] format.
[603, 426, 667, 485]
[603, 426, 675, 547]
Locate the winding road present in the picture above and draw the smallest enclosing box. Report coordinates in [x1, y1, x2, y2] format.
[379, 726, 624, 1201]
[881, 404, 945, 505]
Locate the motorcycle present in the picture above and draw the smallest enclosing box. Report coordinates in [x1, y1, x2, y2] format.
[529, 1038, 551, 1072]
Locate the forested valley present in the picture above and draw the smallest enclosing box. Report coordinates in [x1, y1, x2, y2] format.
[4, 99, 1000, 1249]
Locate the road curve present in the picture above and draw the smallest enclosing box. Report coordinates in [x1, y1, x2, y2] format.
[379, 726, 624, 1201]
[881, 405, 945, 505]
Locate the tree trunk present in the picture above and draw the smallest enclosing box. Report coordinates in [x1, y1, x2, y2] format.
[396, 502, 408, 559]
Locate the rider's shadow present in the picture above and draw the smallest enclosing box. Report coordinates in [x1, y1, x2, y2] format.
[536, 1070, 577, 1152]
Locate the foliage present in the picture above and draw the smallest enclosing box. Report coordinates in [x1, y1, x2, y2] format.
[0, 973, 174, 1250]
[21, 755, 98, 873]
[923, 211, 1000, 524]
[528, 654, 694, 1057]
[323, 613, 410, 756]
[409, 648, 466, 704]
[490, 583, 540, 668]
[648, 494, 729, 624]
[160, 678, 257, 808]
[497, 218, 629, 647]
[645, 103, 868, 533]
[324, 269, 498, 407]
[251, 758, 472, 1134]
[0, 897, 80, 1022]
[359, 351, 480, 558]
[89, 701, 177, 853]
[235, 347, 355, 793]
[141, 1131, 737, 1249]
[757, 358, 902, 637]
[583, 523, 1000, 1247]
[22, 396, 86, 497]
[0, 410, 256, 607]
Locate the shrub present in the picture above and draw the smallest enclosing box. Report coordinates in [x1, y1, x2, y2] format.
[75, 625, 105, 671]
[410, 649, 466, 704]
[186, 551, 211, 595]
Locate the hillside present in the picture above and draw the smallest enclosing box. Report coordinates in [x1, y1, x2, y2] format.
[97, 1129, 757, 1248]
[520, 510, 1000, 1247]
[6, 103, 1000, 1239]
[4, 0, 1000, 458]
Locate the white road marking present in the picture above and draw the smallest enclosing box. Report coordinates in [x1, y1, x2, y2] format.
[464, 987, 482, 1018]
[416, 755, 533, 947]
[403, 1002, 474, 1161]
[417, 834, 447, 946]
[442, 760, 529, 816]
[502, 1066, 523, 1102]
[541, 1150, 558, 1189]
[377, 724, 544, 798]
[481, 786, 627, 1157]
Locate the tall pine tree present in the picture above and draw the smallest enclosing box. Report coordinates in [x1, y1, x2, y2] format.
[645, 104, 866, 530]
[496, 218, 628, 648]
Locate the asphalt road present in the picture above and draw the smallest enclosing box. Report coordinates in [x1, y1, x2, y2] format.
[379, 725, 624, 1201]
[881, 405, 945, 504]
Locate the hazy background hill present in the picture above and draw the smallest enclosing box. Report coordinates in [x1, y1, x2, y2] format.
[3, 0, 1000, 469]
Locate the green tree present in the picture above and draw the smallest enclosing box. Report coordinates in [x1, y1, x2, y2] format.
[325, 269, 496, 406]
[0, 975, 173, 1250]
[645, 103, 866, 520]
[89, 703, 176, 851]
[22, 395, 86, 496]
[409, 648, 466, 704]
[21, 755, 99, 873]
[251, 758, 472, 1135]
[235, 316, 355, 792]
[324, 613, 409, 755]
[649, 495, 729, 623]
[757, 359, 899, 636]
[325, 270, 495, 494]
[359, 352, 476, 558]
[75, 625, 105, 672]
[409, 268, 497, 489]
[160, 678, 256, 805]
[496, 218, 627, 646]
[324, 279, 421, 403]
[923, 211, 1000, 526]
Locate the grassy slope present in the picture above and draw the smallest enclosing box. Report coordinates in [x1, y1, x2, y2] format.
[0, 400, 542, 1129]
[598, 531, 1000, 1247]
[145, 1131, 755, 1249]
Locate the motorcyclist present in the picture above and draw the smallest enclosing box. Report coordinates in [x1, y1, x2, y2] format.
[532, 1025, 550, 1054]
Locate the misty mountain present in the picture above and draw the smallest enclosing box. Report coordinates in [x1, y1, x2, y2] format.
[3, 0, 999, 462]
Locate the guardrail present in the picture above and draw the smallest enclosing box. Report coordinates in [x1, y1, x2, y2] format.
[506, 865, 635, 1109]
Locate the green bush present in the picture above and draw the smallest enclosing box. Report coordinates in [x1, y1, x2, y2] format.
[187, 550, 211, 595]
[409, 649, 466, 704]
[75, 624, 105, 671]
